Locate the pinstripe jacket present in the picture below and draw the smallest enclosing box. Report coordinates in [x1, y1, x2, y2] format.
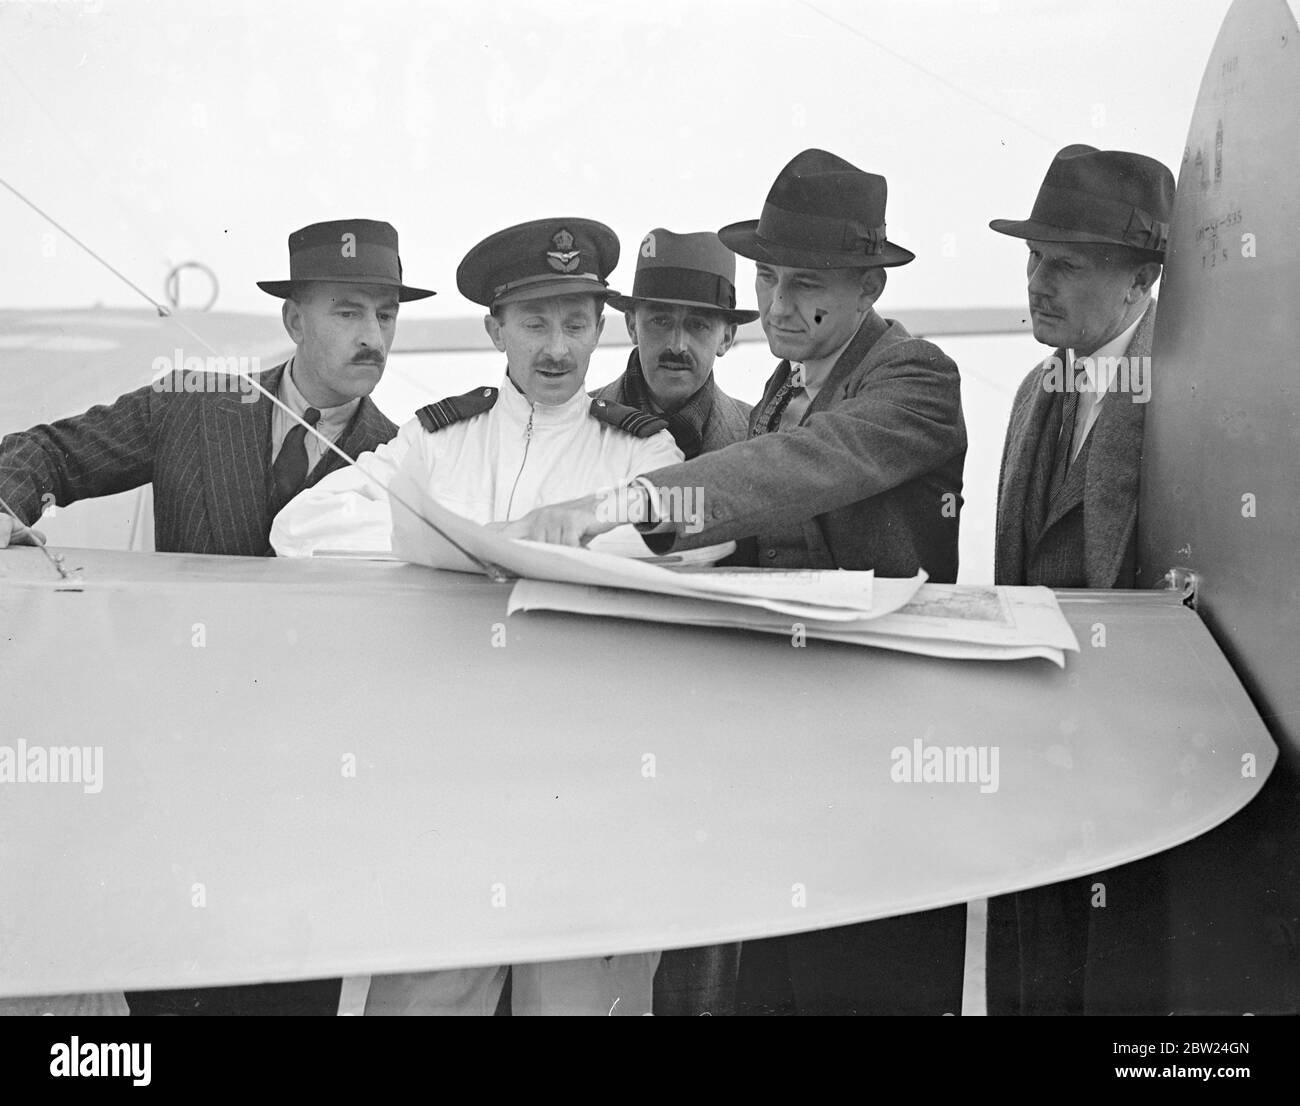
[0, 361, 396, 557]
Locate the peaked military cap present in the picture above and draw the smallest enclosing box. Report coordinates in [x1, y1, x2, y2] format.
[606, 229, 759, 324]
[258, 219, 435, 301]
[719, 149, 914, 270]
[990, 144, 1175, 260]
[457, 218, 620, 308]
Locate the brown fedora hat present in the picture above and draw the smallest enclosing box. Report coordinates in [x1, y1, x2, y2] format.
[257, 219, 435, 301]
[719, 149, 915, 270]
[990, 144, 1175, 260]
[606, 229, 759, 324]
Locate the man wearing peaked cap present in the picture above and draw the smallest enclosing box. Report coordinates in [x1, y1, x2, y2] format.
[498, 150, 969, 1015]
[595, 229, 757, 462]
[986, 144, 1174, 1016]
[271, 217, 682, 1014]
[455, 217, 620, 308]
[273, 215, 681, 561]
[0, 216, 429, 1013]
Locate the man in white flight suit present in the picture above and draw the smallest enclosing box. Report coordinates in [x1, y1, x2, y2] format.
[272, 218, 682, 1015]
[272, 218, 683, 557]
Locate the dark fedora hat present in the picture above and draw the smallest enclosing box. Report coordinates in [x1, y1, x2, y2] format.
[606, 229, 759, 324]
[257, 219, 435, 301]
[718, 149, 914, 270]
[990, 144, 1175, 260]
[457, 218, 620, 308]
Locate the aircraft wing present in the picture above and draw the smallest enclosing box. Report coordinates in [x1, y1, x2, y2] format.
[0, 547, 1273, 997]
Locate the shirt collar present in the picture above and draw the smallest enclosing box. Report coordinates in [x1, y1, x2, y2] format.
[500, 367, 591, 425]
[792, 332, 857, 396]
[1067, 307, 1147, 401]
[282, 356, 361, 432]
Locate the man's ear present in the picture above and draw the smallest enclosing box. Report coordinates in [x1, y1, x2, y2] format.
[282, 298, 305, 346]
[484, 312, 507, 353]
[857, 267, 886, 308]
[1132, 261, 1162, 299]
[595, 312, 606, 341]
[716, 322, 738, 357]
[624, 313, 638, 344]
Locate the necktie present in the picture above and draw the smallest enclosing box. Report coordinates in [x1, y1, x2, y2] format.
[271, 407, 321, 510]
[754, 364, 805, 436]
[1047, 387, 1080, 500]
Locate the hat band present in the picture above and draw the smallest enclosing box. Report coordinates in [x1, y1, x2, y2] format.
[1032, 184, 1169, 252]
[756, 202, 886, 256]
[289, 241, 404, 283]
[630, 267, 736, 311]
[491, 271, 605, 301]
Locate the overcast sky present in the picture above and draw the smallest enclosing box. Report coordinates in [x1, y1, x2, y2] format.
[0, 0, 1237, 317]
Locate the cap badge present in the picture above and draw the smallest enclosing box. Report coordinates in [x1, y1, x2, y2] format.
[546, 227, 581, 273]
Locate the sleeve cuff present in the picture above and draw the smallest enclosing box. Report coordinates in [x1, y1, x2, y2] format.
[630, 476, 675, 534]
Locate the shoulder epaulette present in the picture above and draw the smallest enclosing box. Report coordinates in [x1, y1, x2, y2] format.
[589, 398, 669, 438]
[416, 386, 499, 433]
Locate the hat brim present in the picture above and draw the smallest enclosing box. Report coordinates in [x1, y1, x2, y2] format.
[257, 278, 436, 302]
[718, 220, 914, 270]
[487, 276, 615, 308]
[605, 293, 759, 324]
[989, 219, 1165, 261]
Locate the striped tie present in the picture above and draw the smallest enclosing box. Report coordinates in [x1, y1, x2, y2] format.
[754, 364, 805, 436]
[1047, 388, 1080, 499]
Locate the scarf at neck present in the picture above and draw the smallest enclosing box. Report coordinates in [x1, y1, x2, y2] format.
[620, 349, 715, 460]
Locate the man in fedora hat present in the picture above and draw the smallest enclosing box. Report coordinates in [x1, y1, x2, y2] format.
[498, 149, 969, 1015]
[595, 228, 757, 1015]
[985, 144, 1174, 1015]
[596, 228, 756, 462]
[0, 217, 431, 1016]
[271, 217, 679, 1014]
[991, 144, 1170, 591]
[0, 218, 429, 560]
[986, 144, 1175, 1016]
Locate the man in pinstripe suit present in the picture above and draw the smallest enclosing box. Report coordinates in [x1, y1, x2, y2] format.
[0, 219, 433, 1015]
[0, 220, 428, 560]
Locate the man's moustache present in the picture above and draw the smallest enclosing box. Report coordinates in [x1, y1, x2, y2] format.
[657, 355, 695, 370]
